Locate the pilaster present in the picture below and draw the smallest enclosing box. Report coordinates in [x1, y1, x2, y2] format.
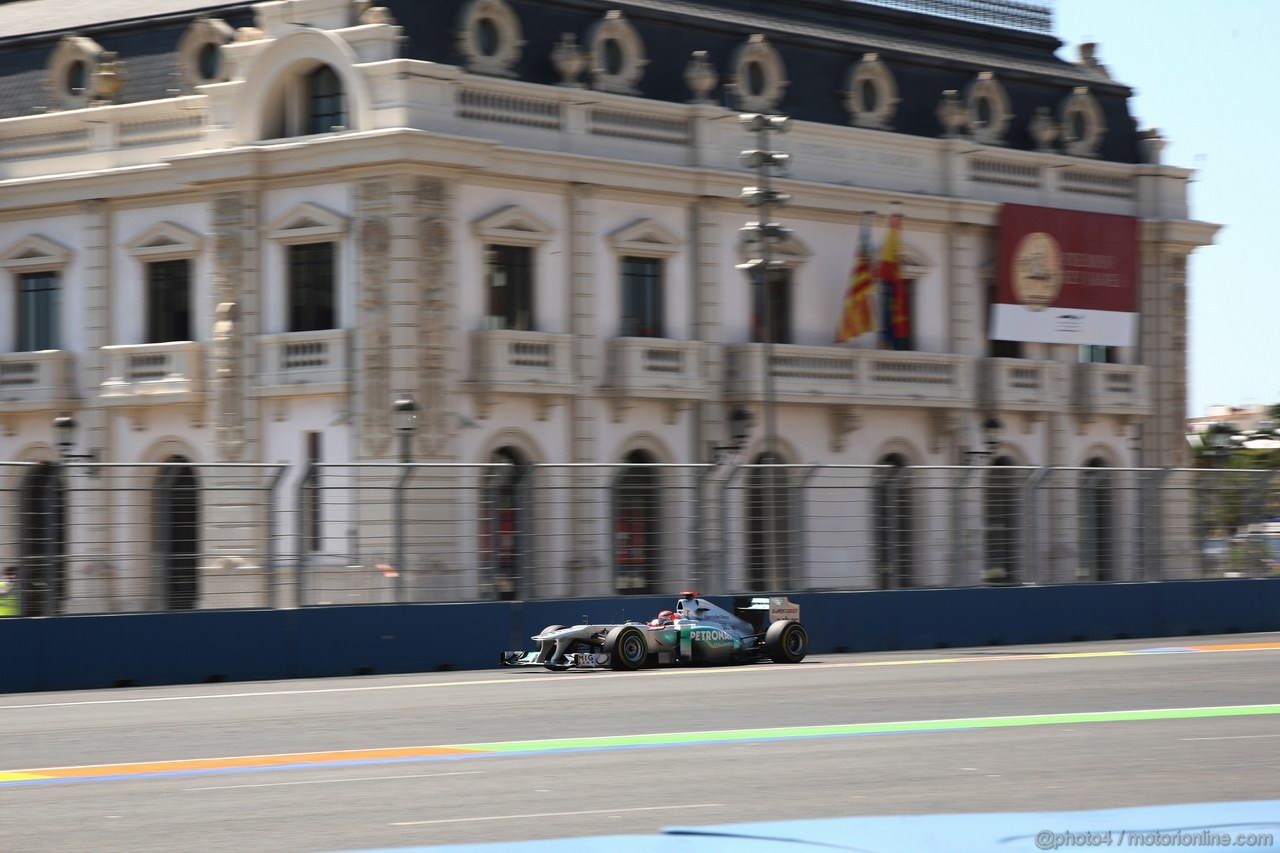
[357, 177, 393, 459]
[415, 176, 456, 461]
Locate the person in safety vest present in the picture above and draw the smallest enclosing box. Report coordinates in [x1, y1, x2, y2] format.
[0, 567, 19, 617]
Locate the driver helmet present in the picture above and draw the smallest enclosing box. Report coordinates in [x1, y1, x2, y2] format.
[649, 610, 674, 628]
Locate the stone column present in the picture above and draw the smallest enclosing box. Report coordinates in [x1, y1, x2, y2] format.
[357, 177, 393, 462]
[567, 183, 600, 597]
[74, 199, 114, 612]
[691, 199, 725, 588]
[410, 176, 462, 600]
[202, 191, 264, 608]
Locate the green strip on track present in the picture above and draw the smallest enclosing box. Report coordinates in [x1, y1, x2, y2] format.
[454, 704, 1280, 753]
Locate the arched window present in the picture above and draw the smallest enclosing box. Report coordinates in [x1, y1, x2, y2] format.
[262, 63, 348, 139]
[613, 450, 660, 595]
[481, 446, 531, 600]
[306, 65, 345, 135]
[874, 453, 913, 589]
[984, 457, 1019, 584]
[19, 463, 65, 617]
[745, 452, 793, 591]
[1079, 457, 1114, 582]
[154, 457, 201, 610]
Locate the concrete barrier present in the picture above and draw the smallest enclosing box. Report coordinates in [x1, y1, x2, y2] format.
[0, 579, 1276, 694]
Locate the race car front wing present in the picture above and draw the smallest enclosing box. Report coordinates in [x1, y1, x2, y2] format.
[500, 650, 612, 669]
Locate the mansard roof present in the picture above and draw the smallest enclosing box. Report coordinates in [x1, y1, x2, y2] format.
[0, 0, 1142, 162]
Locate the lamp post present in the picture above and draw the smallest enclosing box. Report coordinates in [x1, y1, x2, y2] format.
[963, 416, 1003, 466]
[390, 396, 419, 602]
[391, 396, 419, 464]
[737, 112, 791, 464]
[709, 406, 756, 464]
[53, 414, 98, 475]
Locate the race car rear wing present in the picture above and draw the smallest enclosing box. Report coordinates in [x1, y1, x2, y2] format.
[735, 596, 801, 633]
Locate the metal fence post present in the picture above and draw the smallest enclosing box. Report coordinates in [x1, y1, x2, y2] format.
[264, 465, 288, 609]
[1024, 467, 1050, 585]
[392, 464, 416, 603]
[950, 465, 976, 586]
[796, 464, 823, 590]
[295, 462, 314, 607]
[719, 463, 745, 595]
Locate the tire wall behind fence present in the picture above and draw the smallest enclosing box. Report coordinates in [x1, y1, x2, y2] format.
[2, 580, 1278, 693]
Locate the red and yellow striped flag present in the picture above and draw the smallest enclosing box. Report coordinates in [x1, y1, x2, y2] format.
[835, 214, 876, 343]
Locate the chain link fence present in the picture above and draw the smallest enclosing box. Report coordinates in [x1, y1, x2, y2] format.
[2, 462, 1277, 615]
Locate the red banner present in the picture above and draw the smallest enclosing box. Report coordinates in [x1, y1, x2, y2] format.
[993, 204, 1139, 346]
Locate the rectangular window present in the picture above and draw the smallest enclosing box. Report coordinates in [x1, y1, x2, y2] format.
[1079, 344, 1118, 364]
[620, 256, 664, 338]
[304, 431, 322, 552]
[751, 268, 792, 345]
[486, 244, 533, 331]
[146, 259, 192, 344]
[288, 242, 336, 332]
[17, 271, 59, 352]
[986, 281, 1022, 358]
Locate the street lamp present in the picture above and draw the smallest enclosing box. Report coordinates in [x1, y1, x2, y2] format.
[392, 396, 419, 464]
[52, 414, 98, 476]
[710, 407, 756, 464]
[737, 111, 790, 463]
[963, 416, 1003, 465]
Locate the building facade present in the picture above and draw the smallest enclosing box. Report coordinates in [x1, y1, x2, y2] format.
[0, 0, 1218, 611]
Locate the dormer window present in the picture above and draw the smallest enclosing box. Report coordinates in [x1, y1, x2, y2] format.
[306, 66, 345, 135]
[261, 63, 348, 139]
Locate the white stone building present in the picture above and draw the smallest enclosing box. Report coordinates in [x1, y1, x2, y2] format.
[0, 0, 1217, 612]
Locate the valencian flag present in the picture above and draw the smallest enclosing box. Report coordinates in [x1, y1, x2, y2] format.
[835, 213, 876, 342]
[878, 212, 909, 350]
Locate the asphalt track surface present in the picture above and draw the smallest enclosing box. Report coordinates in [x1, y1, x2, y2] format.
[3, 634, 1279, 852]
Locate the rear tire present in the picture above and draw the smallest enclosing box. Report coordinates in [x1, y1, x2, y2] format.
[535, 625, 567, 664]
[764, 620, 808, 664]
[604, 625, 649, 671]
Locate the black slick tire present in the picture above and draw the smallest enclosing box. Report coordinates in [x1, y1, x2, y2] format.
[604, 625, 648, 671]
[764, 620, 808, 664]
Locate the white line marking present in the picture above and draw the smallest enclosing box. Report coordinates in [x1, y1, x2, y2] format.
[186, 770, 483, 791]
[2, 645, 1276, 711]
[390, 803, 722, 826]
[1178, 734, 1280, 741]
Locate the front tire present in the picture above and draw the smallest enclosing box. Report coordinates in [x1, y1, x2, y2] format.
[764, 620, 808, 664]
[604, 626, 649, 671]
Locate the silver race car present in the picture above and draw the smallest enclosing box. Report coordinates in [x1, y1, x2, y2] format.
[500, 591, 809, 671]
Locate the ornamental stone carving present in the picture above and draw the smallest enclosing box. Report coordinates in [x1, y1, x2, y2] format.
[684, 51, 717, 104]
[845, 53, 898, 130]
[1029, 106, 1059, 152]
[551, 33, 587, 87]
[211, 192, 246, 461]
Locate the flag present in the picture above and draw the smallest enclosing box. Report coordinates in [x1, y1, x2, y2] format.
[835, 214, 876, 343]
[878, 212, 909, 350]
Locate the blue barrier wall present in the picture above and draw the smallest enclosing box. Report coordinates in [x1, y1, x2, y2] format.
[1, 579, 1277, 694]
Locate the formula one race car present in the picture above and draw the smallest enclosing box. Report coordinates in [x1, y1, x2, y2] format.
[500, 592, 809, 671]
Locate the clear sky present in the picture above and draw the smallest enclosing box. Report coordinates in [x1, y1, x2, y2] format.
[1051, 0, 1280, 416]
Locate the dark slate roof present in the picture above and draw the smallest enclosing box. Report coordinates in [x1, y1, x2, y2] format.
[386, 0, 1140, 163]
[0, 2, 253, 119]
[0, 0, 247, 41]
[0, 0, 1141, 163]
